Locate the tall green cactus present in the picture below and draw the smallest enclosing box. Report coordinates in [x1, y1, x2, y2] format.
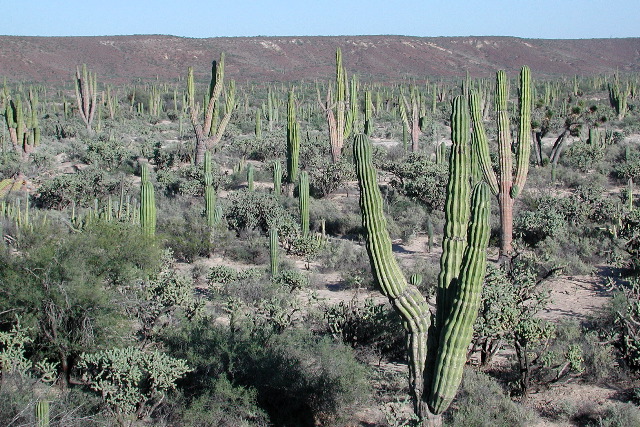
[187, 53, 236, 164]
[364, 89, 373, 136]
[269, 227, 279, 277]
[353, 95, 491, 421]
[203, 151, 217, 227]
[470, 66, 531, 258]
[286, 89, 300, 187]
[272, 161, 282, 196]
[35, 400, 50, 427]
[74, 64, 98, 132]
[140, 164, 156, 238]
[298, 171, 310, 238]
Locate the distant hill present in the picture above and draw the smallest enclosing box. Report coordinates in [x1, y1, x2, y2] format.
[1, 35, 639, 84]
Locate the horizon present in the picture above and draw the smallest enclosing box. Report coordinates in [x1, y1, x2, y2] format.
[9, 1, 640, 40]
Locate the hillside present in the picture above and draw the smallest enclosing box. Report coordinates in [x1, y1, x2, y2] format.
[1, 34, 639, 84]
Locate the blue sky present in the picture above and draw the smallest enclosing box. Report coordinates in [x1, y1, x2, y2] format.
[6, 1, 639, 39]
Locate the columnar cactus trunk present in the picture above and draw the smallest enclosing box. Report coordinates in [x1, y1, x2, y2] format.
[428, 181, 490, 414]
[203, 151, 217, 227]
[318, 48, 355, 162]
[140, 164, 156, 238]
[399, 86, 424, 152]
[269, 227, 279, 278]
[35, 400, 50, 427]
[469, 66, 531, 259]
[364, 89, 373, 136]
[298, 171, 310, 238]
[286, 90, 300, 189]
[272, 161, 282, 196]
[353, 95, 491, 422]
[353, 133, 431, 416]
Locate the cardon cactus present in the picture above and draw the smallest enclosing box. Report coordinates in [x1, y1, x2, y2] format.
[269, 227, 279, 277]
[203, 151, 217, 227]
[298, 171, 310, 238]
[272, 161, 282, 196]
[140, 163, 156, 238]
[469, 66, 531, 258]
[286, 89, 300, 186]
[353, 94, 491, 421]
[35, 400, 50, 427]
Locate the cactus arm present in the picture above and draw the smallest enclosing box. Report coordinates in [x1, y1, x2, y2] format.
[428, 181, 491, 414]
[353, 133, 431, 414]
[436, 96, 471, 331]
[269, 228, 279, 277]
[139, 164, 156, 238]
[512, 66, 532, 198]
[469, 90, 499, 195]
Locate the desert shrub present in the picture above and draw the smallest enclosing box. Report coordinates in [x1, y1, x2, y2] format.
[385, 196, 428, 242]
[562, 139, 606, 172]
[157, 163, 227, 197]
[383, 152, 448, 213]
[34, 166, 128, 209]
[324, 296, 405, 361]
[444, 369, 538, 426]
[179, 377, 269, 426]
[161, 318, 370, 426]
[82, 134, 134, 170]
[222, 229, 270, 265]
[306, 157, 354, 198]
[514, 196, 567, 246]
[272, 268, 310, 290]
[310, 197, 362, 237]
[317, 239, 373, 288]
[611, 278, 640, 370]
[590, 402, 640, 427]
[223, 190, 298, 241]
[157, 199, 216, 262]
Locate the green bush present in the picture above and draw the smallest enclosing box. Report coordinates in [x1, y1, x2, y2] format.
[383, 152, 448, 213]
[445, 369, 538, 426]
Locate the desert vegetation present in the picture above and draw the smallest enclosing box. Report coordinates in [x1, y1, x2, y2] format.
[0, 45, 639, 426]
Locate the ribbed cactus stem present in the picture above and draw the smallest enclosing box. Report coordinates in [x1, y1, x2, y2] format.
[203, 151, 216, 227]
[140, 164, 156, 238]
[273, 161, 282, 196]
[269, 227, 279, 277]
[512, 66, 532, 198]
[353, 133, 431, 415]
[428, 182, 491, 414]
[436, 95, 471, 330]
[364, 89, 373, 135]
[469, 90, 499, 195]
[286, 90, 300, 185]
[35, 400, 50, 427]
[298, 171, 310, 238]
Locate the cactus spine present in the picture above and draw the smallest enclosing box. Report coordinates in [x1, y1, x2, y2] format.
[203, 151, 217, 227]
[298, 171, 310, 238]
[470, 66, 531, 258]
[139, 164, 156, 238]
[353, 95, 491, 421]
